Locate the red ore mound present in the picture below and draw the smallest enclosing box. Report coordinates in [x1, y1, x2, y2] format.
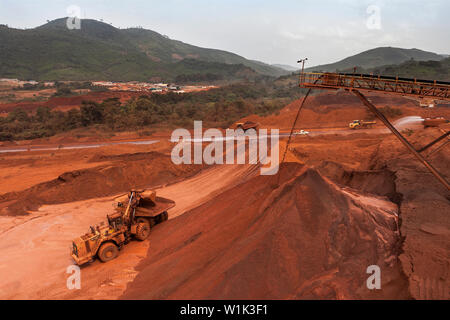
[122, 162, 409, 300]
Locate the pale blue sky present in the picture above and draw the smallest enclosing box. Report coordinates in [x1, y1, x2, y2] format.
[1, 0, 449, 67]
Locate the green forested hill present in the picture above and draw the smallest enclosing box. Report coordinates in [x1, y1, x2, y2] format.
[368, 58, 450, 81]
[0, 18, 288, 82]
[307, 47, 445, 72]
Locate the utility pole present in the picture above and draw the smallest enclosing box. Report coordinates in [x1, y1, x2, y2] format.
[297, 58, 308, 84]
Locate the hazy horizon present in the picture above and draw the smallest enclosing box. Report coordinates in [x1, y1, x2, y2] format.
[1, 0, 449, 68]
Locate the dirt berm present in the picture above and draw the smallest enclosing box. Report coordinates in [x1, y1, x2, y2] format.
[0, 151, 202, 216]
[122, 162, 409, 299]
[369, 128, 450, 300]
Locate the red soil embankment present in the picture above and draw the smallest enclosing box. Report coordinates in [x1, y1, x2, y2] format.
[0, 151, 202, 216]
[0, 91, 143, 114]
[242, 92, 449, 130]
[369, 127, 450, 299]
[122, 162, 409, 300]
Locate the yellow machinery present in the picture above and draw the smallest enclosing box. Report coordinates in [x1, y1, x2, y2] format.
[71, 190, 175, 265]
[349, 120, 377, 129]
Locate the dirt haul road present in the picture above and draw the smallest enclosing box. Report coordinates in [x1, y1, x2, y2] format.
[0, 160, 258, 299]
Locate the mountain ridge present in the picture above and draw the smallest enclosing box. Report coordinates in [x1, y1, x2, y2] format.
[272, 64, 299, 72]
[307, 47, 445, 72]
[0, 18, 288, 82]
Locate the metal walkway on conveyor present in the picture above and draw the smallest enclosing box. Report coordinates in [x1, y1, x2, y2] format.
[300, 72, 450, 100]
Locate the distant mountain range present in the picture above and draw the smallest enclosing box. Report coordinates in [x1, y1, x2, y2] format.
[354, 57, 450, 82]
[306, 47, 446, 72]
[280, 49, 450, 82]
[0, 18, 288, 82]
[1, 20, 448, 83]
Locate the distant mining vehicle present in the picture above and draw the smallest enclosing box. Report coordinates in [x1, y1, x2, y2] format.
[235, 121, 260, 132]
[423, 117, 449, 128]
[294, 130, 310, 136]
[71, 190, 175, 265]
[349, 120, 377, 129]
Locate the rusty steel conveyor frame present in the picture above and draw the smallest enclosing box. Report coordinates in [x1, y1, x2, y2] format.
[296, 72, 450, 191]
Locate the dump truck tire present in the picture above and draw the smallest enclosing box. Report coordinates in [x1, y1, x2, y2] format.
[161, 211, 168, 222]
[136, 222, 150, 241]
[98, 242, 119, 262]
[155, 211, 168, 224]
[136, 217, 148, 224]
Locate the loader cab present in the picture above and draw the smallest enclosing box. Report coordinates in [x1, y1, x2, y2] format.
[107, 212, 124, 229]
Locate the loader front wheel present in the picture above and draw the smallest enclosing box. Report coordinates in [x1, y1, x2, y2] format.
[98, 242, 119, 263]
[135, 222, 150, 241]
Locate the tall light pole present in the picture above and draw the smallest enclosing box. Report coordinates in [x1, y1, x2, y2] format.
[297, 58, 308, 85]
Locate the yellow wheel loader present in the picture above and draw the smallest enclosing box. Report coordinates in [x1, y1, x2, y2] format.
[71, 190, 175, 265]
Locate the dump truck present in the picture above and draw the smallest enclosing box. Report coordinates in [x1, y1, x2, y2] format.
[349, 120, 377, 129]
[235, 121, 260, 132]
[71, 190, 175, 265]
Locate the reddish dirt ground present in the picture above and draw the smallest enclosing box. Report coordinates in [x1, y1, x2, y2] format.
[0, 91, 144, 114]
[0, 88, 57, 104]
[0, 145, 257, 299]
[368, 128, 450, 299]
[241, 91, 450, 131]
[122, 163, 408, 299]
[0, 91, 448, 300]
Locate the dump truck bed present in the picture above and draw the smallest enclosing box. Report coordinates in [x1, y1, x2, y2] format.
[134, 196, 175, 218]
[236, 121, 260, 131]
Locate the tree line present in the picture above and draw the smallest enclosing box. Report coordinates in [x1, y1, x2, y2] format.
[0, 82, 303, 141]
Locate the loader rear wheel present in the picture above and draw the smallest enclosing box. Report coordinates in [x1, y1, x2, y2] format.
[98, 242, 119, 263]
[135, 222, 150, 241]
